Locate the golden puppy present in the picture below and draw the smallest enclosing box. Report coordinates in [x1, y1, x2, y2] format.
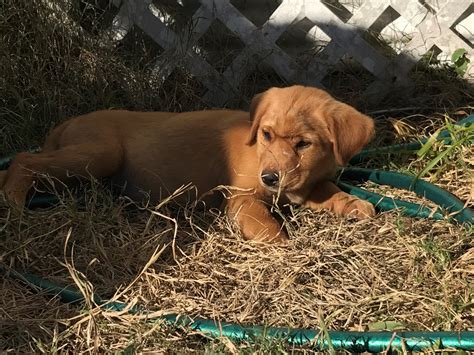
[1, 86, 375, 243]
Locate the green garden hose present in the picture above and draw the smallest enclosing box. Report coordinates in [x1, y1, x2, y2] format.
[3, 264, 473, 352]
[339, 167, 473, 225]
[342, 113, 473, 225]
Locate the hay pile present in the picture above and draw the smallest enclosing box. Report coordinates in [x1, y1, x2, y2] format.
[1, 0, 473, 352]
[1, 175, 473, 351]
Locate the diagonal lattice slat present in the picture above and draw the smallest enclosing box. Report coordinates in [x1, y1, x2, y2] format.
[110, 0, 473, 106]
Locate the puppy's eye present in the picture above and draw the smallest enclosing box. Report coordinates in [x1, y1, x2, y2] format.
[262, 130, 271, 141]
[295, 140, 311, 150]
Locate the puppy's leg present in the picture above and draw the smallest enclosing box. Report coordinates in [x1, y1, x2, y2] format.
[304, 181, 375, 218]
[227, 197, 288, 244]
[3, 144, 123, 207]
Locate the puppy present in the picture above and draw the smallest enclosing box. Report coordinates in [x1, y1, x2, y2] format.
[0, 86, 375, 243]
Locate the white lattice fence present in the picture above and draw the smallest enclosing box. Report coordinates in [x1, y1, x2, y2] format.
[110, 0, 473, 105]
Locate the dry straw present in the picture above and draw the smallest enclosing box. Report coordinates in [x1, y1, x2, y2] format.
[1, 0, 473, 352]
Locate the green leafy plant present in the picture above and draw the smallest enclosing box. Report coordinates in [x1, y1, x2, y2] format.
[415, 118, 473, 179]
[451, 48, 470, 77]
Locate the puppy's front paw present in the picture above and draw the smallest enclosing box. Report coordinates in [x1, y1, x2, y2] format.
[266, 230, 289, 245]
[250, 229, 289, 246]
[343, 198, 375, 219]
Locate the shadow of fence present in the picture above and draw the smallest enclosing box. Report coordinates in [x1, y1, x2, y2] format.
[0, 0, 472, 153]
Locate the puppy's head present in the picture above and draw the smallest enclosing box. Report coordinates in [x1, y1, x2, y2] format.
[247, 86, 374, 194]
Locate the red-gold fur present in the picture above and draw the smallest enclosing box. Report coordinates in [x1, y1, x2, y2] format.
[0, 86, 375, 243]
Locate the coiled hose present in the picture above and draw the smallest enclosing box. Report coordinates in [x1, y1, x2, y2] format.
[1, 115, 473, 351]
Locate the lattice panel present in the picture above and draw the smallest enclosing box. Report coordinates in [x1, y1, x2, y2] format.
[110, 0, 472, 105]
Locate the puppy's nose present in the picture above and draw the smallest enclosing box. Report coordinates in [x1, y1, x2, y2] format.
[261, 170, 279, 187]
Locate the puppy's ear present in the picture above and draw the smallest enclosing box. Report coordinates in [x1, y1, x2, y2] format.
[324, 102, 374, 166]
[246, 92, 266, 145]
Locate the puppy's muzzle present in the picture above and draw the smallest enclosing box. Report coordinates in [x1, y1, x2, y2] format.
[261, 170, 279, 187]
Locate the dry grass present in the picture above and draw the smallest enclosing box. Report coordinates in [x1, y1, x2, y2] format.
[1, 117, 473, 352]
[1, 0, 473, 353]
